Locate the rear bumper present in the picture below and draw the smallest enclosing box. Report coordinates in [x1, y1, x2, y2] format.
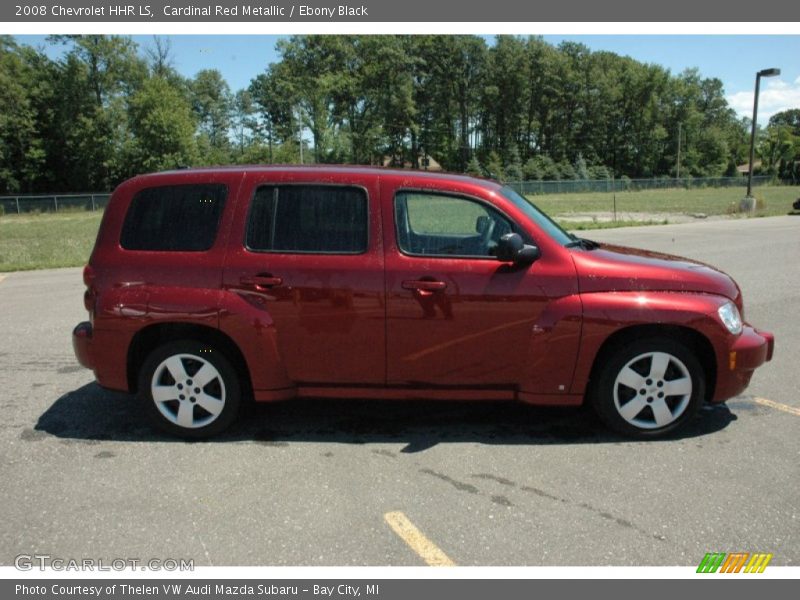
[72, 321, 134, 392]
[712, 326, 774, 402]
[72, 321, 95, 369]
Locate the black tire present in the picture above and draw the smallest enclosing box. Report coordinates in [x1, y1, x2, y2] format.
[590, 336, 705, 439]
[138, 340, 241, 439]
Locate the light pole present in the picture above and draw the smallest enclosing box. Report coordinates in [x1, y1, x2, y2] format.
[746, 68, 780, 201]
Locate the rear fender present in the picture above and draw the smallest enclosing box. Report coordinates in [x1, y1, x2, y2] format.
[217, 289, 293, 393]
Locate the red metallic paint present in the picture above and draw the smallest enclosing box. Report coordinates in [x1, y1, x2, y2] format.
[73, 165, 773, 414]
[378, 173, 581, 389]
[221, 170, 386, 386]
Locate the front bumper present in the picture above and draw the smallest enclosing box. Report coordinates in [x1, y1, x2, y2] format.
[712, 326, 774, 402]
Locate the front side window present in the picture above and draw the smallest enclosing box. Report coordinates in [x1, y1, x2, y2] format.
[246, 185, 368, 254]
[395, 192, 513, 257]
[120, 184, 227, 251]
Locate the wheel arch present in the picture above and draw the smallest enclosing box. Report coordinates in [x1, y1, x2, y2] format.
[127, 322, 253, 401]
[586, 324, 717, 402]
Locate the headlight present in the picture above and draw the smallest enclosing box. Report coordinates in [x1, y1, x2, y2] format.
[718, 302, 743, 335]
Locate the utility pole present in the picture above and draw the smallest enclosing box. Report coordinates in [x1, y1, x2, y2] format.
[676, 122, 682, 181]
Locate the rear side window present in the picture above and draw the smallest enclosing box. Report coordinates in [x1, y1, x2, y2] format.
[246, 185, 368, 253]
[120, 184, 228, 251]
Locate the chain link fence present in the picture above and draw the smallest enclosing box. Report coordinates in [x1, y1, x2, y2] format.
[506, 175, 772, 196]
[0, 176, 776, 216]
[0, 193, 111, 215]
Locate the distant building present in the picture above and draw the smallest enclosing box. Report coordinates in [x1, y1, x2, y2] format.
[736, 160, 762, 175]
[382, 154, 443, 171]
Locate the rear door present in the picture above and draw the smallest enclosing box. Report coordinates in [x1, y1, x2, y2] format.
[222, 172, 385, 385]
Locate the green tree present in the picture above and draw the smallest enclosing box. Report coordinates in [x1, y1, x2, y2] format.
[504, 145, 523, 181]
[46, 35, 148, 188]
[465, 155, 483, 176]
[249, 65, 298, 163]
[231, 89, 258, 159]
[275, 36, 340, 163]
[769, 109, 800, 135]
[126, 76, 197, 174]
[191, 69, 233, 152]
[484, 151, 504, 180]
[0, 37, 47, 193]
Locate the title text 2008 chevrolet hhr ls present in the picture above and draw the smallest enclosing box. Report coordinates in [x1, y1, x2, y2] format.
[72, 166, 774, 438]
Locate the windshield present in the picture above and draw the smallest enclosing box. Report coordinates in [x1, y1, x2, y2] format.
[499, 186, 574, 246]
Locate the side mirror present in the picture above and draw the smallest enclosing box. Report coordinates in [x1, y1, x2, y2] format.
[496, 233, 541, 265]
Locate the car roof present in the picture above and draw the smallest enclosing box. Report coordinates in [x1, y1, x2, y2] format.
[147, 164, 501, 188]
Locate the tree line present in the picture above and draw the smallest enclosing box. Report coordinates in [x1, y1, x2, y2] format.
[1, 34, 798, 194]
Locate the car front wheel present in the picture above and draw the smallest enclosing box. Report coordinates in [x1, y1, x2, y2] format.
[591, 337, 705, 438]
[139, 340, 241, 438]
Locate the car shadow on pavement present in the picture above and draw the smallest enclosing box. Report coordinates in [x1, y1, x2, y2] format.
[35, 382, 737, 449]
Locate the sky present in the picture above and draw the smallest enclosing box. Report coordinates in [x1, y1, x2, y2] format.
[17, 34, 800, 125]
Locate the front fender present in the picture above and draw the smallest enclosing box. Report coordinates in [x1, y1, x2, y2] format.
[570, 291, 732, 396]
[518, 294, 583, 397]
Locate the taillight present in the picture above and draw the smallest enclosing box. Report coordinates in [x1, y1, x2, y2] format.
[82, 264, 95, 287]
[82, 265, 96, 313]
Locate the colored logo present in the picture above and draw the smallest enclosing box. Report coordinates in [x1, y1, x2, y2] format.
[697, 552, 773, 573]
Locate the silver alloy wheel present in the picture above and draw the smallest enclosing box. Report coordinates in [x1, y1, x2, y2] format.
[150, 353, 226, 429]
[612, 351, 692, 430]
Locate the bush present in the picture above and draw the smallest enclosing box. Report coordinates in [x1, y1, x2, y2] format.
[574, 154, 589, 180]
[557, 161, 576, 180]
[484, 151, 505, 181]
[505, 161, 523, 182]
[465, 156, 483, 177]
[588, 165, 610, 180]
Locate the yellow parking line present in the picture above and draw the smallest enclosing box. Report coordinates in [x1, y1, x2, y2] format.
[384, 511, 456, 567]
[754, 397, 800, 417]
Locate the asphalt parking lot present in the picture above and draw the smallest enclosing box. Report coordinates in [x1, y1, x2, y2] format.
[0, 216, 797, 567]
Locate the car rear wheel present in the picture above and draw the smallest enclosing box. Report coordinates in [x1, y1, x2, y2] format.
[139, 340, 241, 438]
[591, 337, 705, 438]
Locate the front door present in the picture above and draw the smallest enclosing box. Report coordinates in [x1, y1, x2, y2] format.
[384, 187, 549, 387]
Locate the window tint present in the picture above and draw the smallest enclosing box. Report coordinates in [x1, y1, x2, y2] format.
[395, 192, 513, 257]
[121, 184, 227, 251]
[246, 185, 368, 253]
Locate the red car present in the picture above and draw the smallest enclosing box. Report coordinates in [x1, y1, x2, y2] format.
[72, 166, 774, 438]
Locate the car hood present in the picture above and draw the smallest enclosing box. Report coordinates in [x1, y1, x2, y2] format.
[571, 243, 741, 305]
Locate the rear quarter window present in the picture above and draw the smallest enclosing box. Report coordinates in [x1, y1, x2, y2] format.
[120, 184, 228, 251]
